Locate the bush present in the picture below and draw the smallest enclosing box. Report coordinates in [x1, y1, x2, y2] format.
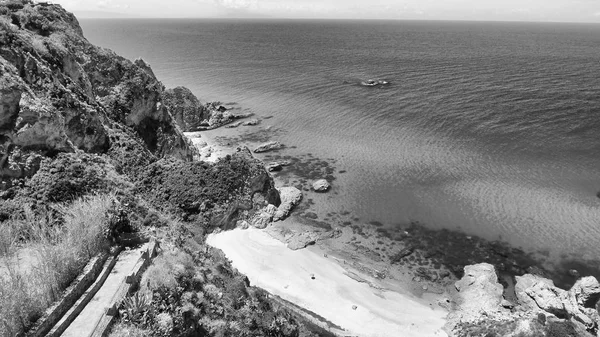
[22, 152, 131, 203]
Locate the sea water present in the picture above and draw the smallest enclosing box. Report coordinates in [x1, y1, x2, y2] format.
[80, 19, 600, 262]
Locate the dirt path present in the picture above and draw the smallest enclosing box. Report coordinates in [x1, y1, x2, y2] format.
[61, 245, 147, 337]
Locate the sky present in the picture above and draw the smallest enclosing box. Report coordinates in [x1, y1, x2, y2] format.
[49, 0, 600, 22]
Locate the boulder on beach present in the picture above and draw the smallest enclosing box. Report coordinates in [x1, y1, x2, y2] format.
[287, 232, 318, 250]
[251, 204, 278, 229]
[312, 179, 330, 192]
[254, 141, 284, 153]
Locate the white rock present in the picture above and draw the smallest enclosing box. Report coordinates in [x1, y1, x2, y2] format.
[312, 179, 330, 192]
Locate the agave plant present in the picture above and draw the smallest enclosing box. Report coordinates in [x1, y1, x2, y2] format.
[122, 291, 152, 325]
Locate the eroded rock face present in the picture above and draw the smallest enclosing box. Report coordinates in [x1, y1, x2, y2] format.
[448, 264, 600, 336]
[251, 204, 277, 229]
[0, 61, 24, 131]
[515, 274, 566, 316]
[163, 86, 207, 132]
[515, 274, 600, 330]
[570, 277, 600, 309]
[273, 186, 302, 221]
[0, 1, 196, 186]
[451, 263, 506, 322]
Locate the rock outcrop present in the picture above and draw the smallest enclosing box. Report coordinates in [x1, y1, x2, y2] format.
[163, 87, 206, 131]
[162, 87, 257, 132]
[0, 0, 196, 187]
[515, 274, 600, 330]
[447, 263, 600, 337]
[251, 204, 277, 229]
[448, 263, 508, 325]
[273, 186, 302, 221]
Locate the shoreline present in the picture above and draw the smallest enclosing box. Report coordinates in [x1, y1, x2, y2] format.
[206, 227, 448, 337]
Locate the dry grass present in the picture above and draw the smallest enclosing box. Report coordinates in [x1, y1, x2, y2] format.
[0, 194, 113, 336]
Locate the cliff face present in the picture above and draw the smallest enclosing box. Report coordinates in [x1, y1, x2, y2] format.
[0, 0, 196, 187]
[162, 86, 208, 132]
[163, 86, 250, 132]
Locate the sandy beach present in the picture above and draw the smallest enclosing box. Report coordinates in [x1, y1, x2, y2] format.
[185, 131, 235, 163]
[207, 227, 448, 337]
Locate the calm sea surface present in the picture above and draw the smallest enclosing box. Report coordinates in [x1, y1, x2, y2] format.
[80, 19, 600, 261]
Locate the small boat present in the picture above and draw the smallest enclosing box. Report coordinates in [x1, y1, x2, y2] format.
[360, 79, 390, 87]
[361, 79, 378, 87]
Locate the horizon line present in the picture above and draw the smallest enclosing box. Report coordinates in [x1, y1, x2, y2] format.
[75, 15, 600, 25]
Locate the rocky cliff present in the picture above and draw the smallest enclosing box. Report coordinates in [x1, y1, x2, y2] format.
[0, 0, 196, 188]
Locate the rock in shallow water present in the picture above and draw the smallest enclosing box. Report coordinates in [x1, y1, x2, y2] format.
[226, 121, 243, 128]
[266, 162, 282, 172]
[243, 119, 260, 126]
[254, 141, 284, 153]
[312, 179, 331, 192]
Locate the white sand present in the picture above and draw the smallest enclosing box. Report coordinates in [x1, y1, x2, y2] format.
[185, 131, 233, 163]
[207, 228, 448, 337]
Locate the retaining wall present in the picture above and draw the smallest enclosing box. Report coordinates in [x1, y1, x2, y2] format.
[24, 250, 113, 337]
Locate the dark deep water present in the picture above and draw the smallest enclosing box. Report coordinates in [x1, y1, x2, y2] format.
[80, 19, 600, 266]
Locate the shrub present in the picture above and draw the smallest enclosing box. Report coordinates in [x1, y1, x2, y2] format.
[135, 150, 279, 224]
[140, 248, 195, 293]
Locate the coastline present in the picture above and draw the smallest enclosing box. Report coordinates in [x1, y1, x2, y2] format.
[183, 101, 600, 337]
[186, 122, 453, 336]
